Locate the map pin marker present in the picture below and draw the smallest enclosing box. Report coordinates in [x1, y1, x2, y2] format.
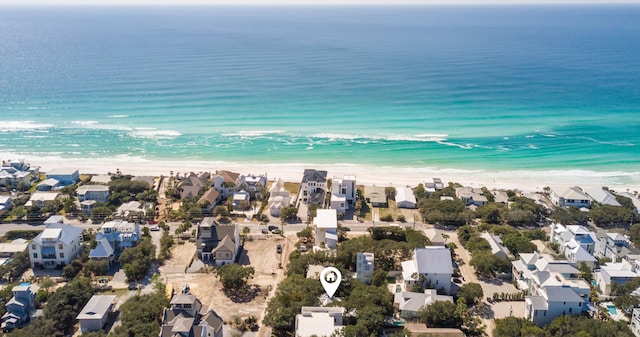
[320, 266, 341, 298]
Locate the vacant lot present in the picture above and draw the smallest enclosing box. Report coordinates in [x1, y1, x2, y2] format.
[160, 235, 292, 323]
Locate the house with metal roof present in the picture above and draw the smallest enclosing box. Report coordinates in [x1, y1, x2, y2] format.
[364, 185, 387, 208]
[596, 260, 640, 295]
[89, 237, 116, 266]
[295, 306, 344, 337]
[77, 295, 116, 332]
[76, 185, 110, 203]
[196, 217, 240, 266]
[0, 196, 12, 213]
[455, 186, 488, 207]
[45, 168, 79, 186]
[314, 209, 338, 249]
[394, 289, 453, 319]
[36, 178, 60, 191]
[159, 289, 223, 337]
[298, 169, 328, 205]
[268, 178, 292, 217]
[402, 247, 454, 295]
[396, 187, 417, 209]
[585, 187, 622, 207]
[480, 232, 513, 260]
[1, 283, 37, 332]
[29, 223, 83, 268]
[525, 285, 586, 326]
[96, 220, 140, 252]
[549, 186, 591, 209]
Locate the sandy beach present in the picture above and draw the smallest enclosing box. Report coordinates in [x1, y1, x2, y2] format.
[13, 153, 640, 194]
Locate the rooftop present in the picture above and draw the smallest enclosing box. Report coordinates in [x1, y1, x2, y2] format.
[76, 295, 116, 320]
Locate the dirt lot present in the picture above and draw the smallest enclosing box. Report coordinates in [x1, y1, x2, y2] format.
[160, 234, 292, 324]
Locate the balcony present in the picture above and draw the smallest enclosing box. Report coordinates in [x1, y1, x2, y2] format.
[42, 254, 57, 260]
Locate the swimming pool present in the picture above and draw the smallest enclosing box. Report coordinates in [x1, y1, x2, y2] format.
[607, 305, 617, 315]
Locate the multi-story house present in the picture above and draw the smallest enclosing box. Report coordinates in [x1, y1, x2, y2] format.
[212, 170, 240, 199]
[29, 223, 83, 268]
[95, 220, 140, 253]
[268, 178, 292, 217]
[525, 285, 586, 327]
[196, 217, 240, 266]
[298, 169, 327, 205]
[595, 260, 639, 295]
[159, 288, 223, 337]
[356, 252, 374, 284]
[455, 186, 488, 207]
[314, 209, 338, 249]
[401, 247, 453, 295]
[0, 160, 39, 190]
[0, 283, 37, 331]
[551, 223, 596, 255]
[237, 173, 268, 200]
[45, 168, 79, 187]
[330, 175, 356, 213]
[295, 307, 344, 337]
[549, 186, 591, 209]
[76, 185, 110, 202]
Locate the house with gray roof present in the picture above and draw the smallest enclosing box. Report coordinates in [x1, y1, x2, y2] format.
[455, 186, 488, 207]
[585, 187, 622, 207]
[89, 237, 116, 266]
[423, 228, 446, 246]
[36, 178, 60, 191]
[0, 160, 39, 190]
[196, 217, 239, 266]
[76, 185, 110, 203]
[159, 289, 223, 337]
[45, 168, 79, 186]
[29, 223, 83, 268]
[549, 186, 591, 209]
[480, 232, 513, 260]
[394, 289, 453, 319]
[364, 185, 387, 208]
[525, 285, 585, 326]
[77, 295, 116, 332]
[402, 247, 453, 295]
[0, 196, 12, 213]
[298, 169, 327, 205]
[1, 283, 37, 331]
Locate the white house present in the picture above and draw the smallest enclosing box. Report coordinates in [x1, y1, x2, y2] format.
[295, 306, 344, 337]
[595, 232, 633, 261]
[525, 286, 585, 327]
[0, 196, 12, 212]
[268, 178, 292, 217]
[330, 175, 356, 213]
[596, 260, 640, 295]
[551, 223, 596, 255]
[212, 170, 240, 199]
[36, 178, 60, 191]
[0, 160, 39, 190]
[512, 253, 590, 299]
[617, 192, 640, 214]
[356, 252, 374, 284]
[402, 247, 453, 295]
[396, 187, 417, 209]
[45, 168, 79, 186]
[394, 289, 453, 319]
[29, 223, 83, 268]
[25, 192, 61, 208]
[563, 240, 597, 269]
[455, 186, 488, 206]
[480, 232, 513, 260]
[549, 186, 591, 209]
[96, 220, 140, 252]
[424, 178, 445, 194]
[585, 187, 622, 207]
[314, 209, 338, 249]
[76, 185, 110, 203]
[77, 295, 116, 332]
[232, 190, 250, 211]
[630, 308, 640, 337]
[299, 169, 327, 205]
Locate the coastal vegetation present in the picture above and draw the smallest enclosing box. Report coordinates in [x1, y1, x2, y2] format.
[493, 315, 633, 337]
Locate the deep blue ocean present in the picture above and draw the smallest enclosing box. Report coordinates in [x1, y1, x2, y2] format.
[1, 5, 639, 181]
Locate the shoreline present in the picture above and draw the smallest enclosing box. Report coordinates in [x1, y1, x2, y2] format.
[9, 153, 640, 194]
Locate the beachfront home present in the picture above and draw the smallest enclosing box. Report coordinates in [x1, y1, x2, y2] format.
[364, 185, 387, 208]
[159, 289, 224, 337]
[396, 187, 417, 209]
[198, 187, 221, 212]
[480, 232, 513, 260]
[76, 185, 110, 202]
[36, 178, 60, 191]
[493, 190, 510, 204]
[423, 228, 446, 246]
[1, 283, 37, 331]
[595, 260, 640, 295]
[24, 192, 61, 208]
[424, 178, 445, 194]
[237, 173, 268, 200]
[177, 172, 210, 199]
[196, 217, 240, 266]
[402, 247, 453, 295]
[330, 175, 356, 214]
[29, 223, 83, 268]
[298, 169, 327, 205]
[314, 209, 338, 249]
[356, 252, 374, 284]
[585, 187, 622, 207]
[0, 160, 39, 190]
[617, 192, 640, 214]
[549, 186, 591, 209]
[77, 295, 116, 333]
[268, 178, 292, 217]
[295, 306, 344, 337]
[131, 175, 155, 188]
[394, 289, 453, 320]
[525, 285, 585, 327]
[455, 186, 488, 207]
[46, 168, 79, 186]
[0, 196, 12, 213]
[232, 190, 250, 211]
[212, 170, 240, 199]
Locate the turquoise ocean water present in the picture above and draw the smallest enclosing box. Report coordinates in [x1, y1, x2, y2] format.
[0, 6, 639, 182]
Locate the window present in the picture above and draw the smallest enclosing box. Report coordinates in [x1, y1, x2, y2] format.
[33, 253, 38, 258]
[32, 244, 36, 250]
[60, 253, 64, 258]
[569, 307, 572, 313]
[543, 311, 546, 316]
[184, 304, 192, 309]
[58, 244, 63, 250]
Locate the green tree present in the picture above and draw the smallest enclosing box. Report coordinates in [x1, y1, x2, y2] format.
[420, 300, 463, 328]
[457, 282, 484, 305]
[91, 205, 113, 222]
[470, 252, 511, 277]
[217, 264, 255, 289]
[413, 183, 426, 200]
[281, 206, 298, 222]
[119, 237, 156, 281]
[213, 205, 229, 217]
[110, 288, 169, 337]
[494, 316, 548, 337]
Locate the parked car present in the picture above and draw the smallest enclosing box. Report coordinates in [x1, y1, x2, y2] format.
[150, 225, 160, 231]
[261, 229, 268, 234]
[276, 244, 282, 254]
[271, 229, 280, 234]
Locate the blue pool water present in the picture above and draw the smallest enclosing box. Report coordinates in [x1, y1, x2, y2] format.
[607, 305, 617, 315]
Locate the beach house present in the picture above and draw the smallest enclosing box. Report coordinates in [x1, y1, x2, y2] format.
[396, 187, 417, 209]
[212, 170, 240, 199]
[480, 232, 513, 260]
[585, 187, 622, 207]
[268, 178, 292, 217]
[45, 168, 79, 186]
[95, 220, 140, 253]
[402, 247, 454, 295]
[1, 283, 37, 331]
[76, 185, 110, 203]
[295, 306, 344, 337]
[551, 223, 596, 255]
[89, 237, 116, 266]
[237, 173, 268, 200]
[232, 190, 250, 211]
[330, 175, 356, 213]
[595, 232, 633, 261]
[0, 239, 29, 261]
[159, 289, 224, 337]
[177, 172, 210, 199]
[549, 186, 591, 209]
[0, 160, 39, 190]
[364, 185, 387, 208]
[298, 169, 327, 205]
[314, 209, 338, 249]
[29, 223, 83, 268]
[356, 252, 374, 284]
[198, 187, 221, 212]
[76, 295, 116, 333]
[595, 260, 640, 295]
[423, 228, 446, 246]
[525, 285, 585, 327]
[394, 289, 454, 319]
[455, 186, 488, 207]
[36, 178, 61, 191]
[24, 191, 61, 208]
[0, 196, 12, 213]
[196, 217, 240, 265]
